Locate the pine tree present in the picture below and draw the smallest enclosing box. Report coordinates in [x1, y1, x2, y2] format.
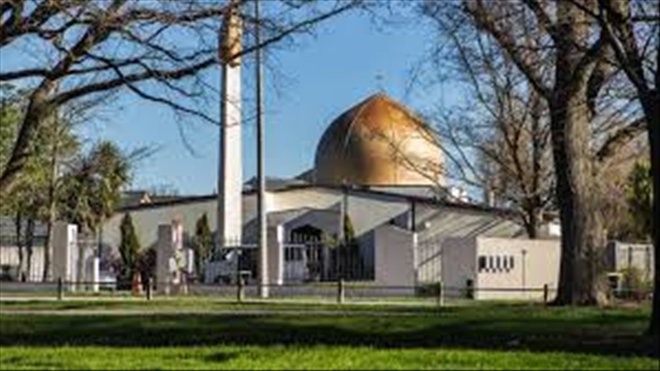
[194, 213, 212, 280]
[340, 214, 362, 279]
[119, 213, 140, 286]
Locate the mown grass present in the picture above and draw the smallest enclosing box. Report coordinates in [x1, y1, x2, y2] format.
[1, 345, 656, 370]
[0, 296, 490, 312]
[0, 302, 657, 370]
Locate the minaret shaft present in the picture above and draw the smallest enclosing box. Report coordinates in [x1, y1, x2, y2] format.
[218, 5, 243, 246]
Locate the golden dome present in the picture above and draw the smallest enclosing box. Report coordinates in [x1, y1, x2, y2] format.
[314, 93, 444, 186]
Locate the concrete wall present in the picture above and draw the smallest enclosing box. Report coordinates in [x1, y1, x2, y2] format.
[267, 225, 284, 285]
[102, 186, 524, 251]
[0, 246, 45, 281]
[103, 197, 219, 259]
[474, 237, 560, 301]
[441, 237, 559, 301]
[414, 204, 524, 285]
[416, 238, 443, 283]
[99, 186, 531, 289]
[441, 237, 476, 298]
[606, 241, 654, 281]
[373, 224, 416, 287]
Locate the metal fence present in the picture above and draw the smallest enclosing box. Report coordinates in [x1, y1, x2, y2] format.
[201, 237, 374, 286]
[0, 233, 98, 283]
[0, 278, 652, 308]
[1, 231, 654, 307]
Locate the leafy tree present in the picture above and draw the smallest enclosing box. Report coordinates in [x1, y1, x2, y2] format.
[59, 141, 134, 284]
[194, 213, 213, 280]
[626, 161, 652, 242]
[136, 247, 157, 290]
[1, 84, 78, 281]
[118, 213, 140, 286]
[59, 141, 131, 235]
[338, 214, 363, 280]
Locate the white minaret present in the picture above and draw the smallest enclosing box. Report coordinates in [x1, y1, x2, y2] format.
[218, 4, 243, 246]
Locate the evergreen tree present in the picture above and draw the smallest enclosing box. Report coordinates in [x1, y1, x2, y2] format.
[194, 213, 212, 280]
[339, 214, 363, 280]
[119, 213, 140, 285]
[626, 161, 653, 242]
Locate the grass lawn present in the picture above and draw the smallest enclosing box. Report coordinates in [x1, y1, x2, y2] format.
[0, 302, 657, 370]
[0, 297, 474, 312]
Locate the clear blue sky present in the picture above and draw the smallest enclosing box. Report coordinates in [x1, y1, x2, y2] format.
[5, 7, 460, 195]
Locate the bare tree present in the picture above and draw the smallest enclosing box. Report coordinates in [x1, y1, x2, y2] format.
[416, 24, 555, 239]
[0, 0, 363, 193]
[418, 0, 652, 305]
[571, 0, 658, 336]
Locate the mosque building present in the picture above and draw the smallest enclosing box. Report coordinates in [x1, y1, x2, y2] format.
[99, 92, 562, 299]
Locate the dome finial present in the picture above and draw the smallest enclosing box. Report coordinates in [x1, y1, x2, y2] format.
[375, 74, 385, 93]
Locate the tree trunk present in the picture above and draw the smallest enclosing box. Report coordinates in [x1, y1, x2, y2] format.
[0, 82, 55, 193]
[550, 94, 604, 305]
[641, 92, 659, 336]
[14, 211, 25, 282]
[77, 228, 86, 288]
[43, 221, 53, 282]
[550, 1, 605, 306]
[529, 88, 544, 241]
[25, 217, 35, 282]
[42, 112, 61, 282]
[523, 205, 540, 239]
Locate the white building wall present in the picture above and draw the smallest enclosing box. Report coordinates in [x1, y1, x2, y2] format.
[415, 204, 524, 284]
[440, 237, 476, 298]
[474, 237, 559, 301]
[267, 225, 284, 285]
[440, 237, 559, 300]
[269, 188, 338, 212]
[98, 186, 531, 289]
[373, 224, 416, 288]
[0, 246, 44, 281]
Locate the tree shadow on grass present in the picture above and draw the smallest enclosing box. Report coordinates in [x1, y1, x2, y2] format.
[2, 356, 67, 369]
[0, 310, 657, 359]
[204, 352, 240, 364]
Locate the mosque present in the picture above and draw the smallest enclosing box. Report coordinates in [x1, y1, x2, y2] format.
[98, 9, 561, 299]
[99, 92, 561, 299]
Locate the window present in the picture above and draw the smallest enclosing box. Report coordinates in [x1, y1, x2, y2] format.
[479, 255, 516, 274]
[478, 256, 487, 272]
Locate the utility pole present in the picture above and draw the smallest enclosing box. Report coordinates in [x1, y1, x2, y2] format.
[255, 0, 268, 298]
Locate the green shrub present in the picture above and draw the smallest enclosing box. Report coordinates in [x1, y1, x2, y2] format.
[618, 267, 651, 299]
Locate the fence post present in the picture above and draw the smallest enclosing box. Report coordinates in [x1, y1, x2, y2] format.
[543, 284, 549, 305]
[237, 275, 245, 303]
[57, 277, 63, 301]
[337, 279, 345, 304]
[436, 281, 444, 307]
[466, 279, 474, 299]
[146, 276, 152, 301]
